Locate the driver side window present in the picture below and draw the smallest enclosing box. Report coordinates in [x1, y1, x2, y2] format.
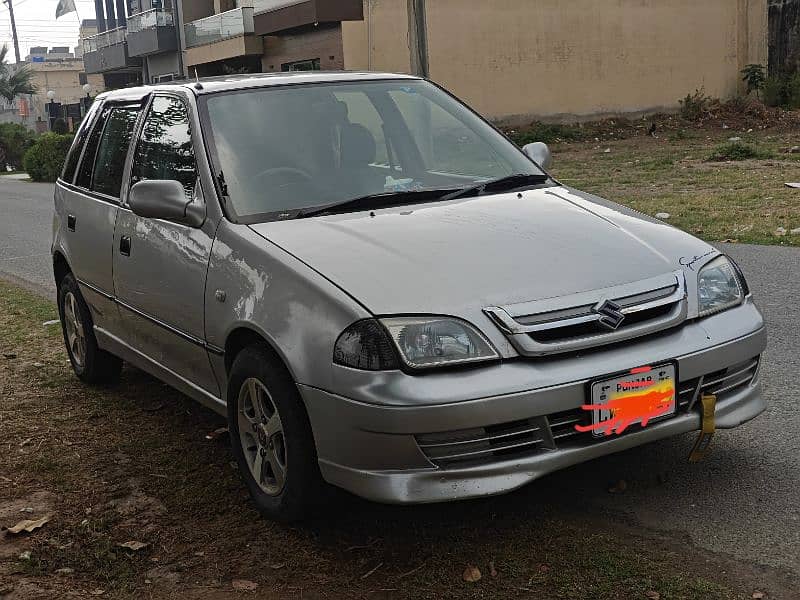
[131, 96, 197, 199]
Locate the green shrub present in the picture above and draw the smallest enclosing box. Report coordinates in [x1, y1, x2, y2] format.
[508, 121, 583, 146]
[23, 133, 73, 182]
[786, 73, 800, 109]
[679, 88, 713, 121]
[0, 122, 35, 169]
[762, 76, 785, 107]
[706, 141, 771, 162]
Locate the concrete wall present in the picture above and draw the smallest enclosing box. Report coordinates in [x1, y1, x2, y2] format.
[343, 0, 768, 122]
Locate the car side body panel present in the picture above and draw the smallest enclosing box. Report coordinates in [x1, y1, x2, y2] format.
[204, 220, 372, 399]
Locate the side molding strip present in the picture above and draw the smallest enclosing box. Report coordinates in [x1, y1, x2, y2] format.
[76, 277, 224, 356]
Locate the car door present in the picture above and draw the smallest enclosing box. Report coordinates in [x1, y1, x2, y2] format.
[112, 93, 220, 397]
[56, 101, 140, 338]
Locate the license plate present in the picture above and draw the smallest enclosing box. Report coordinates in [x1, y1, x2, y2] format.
[588, 364, 677, 437]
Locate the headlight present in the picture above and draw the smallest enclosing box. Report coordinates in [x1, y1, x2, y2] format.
[333, 317, 499, 371]
[697, 256, 745, 317]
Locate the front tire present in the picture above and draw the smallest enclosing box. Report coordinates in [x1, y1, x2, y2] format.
[58, 273, 122, 384]
[227, 344, 325, 522]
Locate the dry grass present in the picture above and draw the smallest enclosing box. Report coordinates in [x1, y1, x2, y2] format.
[0, 280, 793, 599]
[548, 129, 800, 246]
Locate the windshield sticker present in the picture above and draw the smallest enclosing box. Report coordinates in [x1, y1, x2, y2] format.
[679, 251, 715, 271]
[576, 365, 676, 436]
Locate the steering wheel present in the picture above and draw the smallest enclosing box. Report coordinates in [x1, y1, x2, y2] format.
[253, 166, 313, 187]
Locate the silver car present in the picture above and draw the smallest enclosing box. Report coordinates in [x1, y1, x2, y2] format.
[53, 72, 766, 521]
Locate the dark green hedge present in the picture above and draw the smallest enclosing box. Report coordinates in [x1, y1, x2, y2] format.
[23, 133, 73, 182]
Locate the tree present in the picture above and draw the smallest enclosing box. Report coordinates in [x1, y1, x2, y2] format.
[0, 44, 37, 103]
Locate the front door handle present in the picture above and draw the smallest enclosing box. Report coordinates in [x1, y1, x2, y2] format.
[120, 236, 131, 256]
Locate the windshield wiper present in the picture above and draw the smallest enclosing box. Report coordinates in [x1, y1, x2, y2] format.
[440, 173, 549, 202]
[296, 188, 460, 219]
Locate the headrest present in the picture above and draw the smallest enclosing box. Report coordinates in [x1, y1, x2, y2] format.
[340, 123, 377, 166]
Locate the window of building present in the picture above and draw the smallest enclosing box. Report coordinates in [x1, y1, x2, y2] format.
[131, 96, 196, 199]
[90, 106, 140, 197]
[78, 72, 88, 85]
[281, 58, 320, 72]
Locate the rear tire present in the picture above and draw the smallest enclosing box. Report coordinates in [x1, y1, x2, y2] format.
[58, 273, 122, 384]
[227, 344, 325, 522]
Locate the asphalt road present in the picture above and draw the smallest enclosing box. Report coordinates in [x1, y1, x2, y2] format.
[1, 177, 798, 581]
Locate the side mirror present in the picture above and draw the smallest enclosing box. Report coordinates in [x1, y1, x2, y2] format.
[128, 180, 205, 228]
[523, 142, 553, 170]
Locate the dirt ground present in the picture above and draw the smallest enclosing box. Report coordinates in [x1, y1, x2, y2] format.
[1, 281, 798, 598]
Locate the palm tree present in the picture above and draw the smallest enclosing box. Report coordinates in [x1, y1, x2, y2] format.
[0, 45, 37, 104]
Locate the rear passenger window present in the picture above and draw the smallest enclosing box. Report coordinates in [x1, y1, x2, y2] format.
[131, 96, 196, 199]
[75, 106, 110, 189]
[61, 106, 98, 183]
[91, 106, 140, 198]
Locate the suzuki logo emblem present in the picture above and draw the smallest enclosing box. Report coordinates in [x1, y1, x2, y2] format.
[593, 299, 626, 331]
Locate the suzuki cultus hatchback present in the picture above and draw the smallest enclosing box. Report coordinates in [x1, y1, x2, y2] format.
[53, 73, 766, 520]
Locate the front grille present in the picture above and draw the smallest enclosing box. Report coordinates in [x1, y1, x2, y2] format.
[485, 272, 688, 357]
[530, 302, 675, 343]
[415, 417, 549, 468]
[416, 356, 760, 468]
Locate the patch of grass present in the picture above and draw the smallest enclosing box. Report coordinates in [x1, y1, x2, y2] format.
[706, 141, 773, 162]
[508, 121, 585, 145]
[551, 129, 800, 245]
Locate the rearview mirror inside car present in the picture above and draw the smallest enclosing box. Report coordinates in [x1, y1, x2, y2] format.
[128, 180, 205, 228]
[523, 142, 553, 170]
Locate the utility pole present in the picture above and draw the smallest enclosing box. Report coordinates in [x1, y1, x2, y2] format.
[407, 0, 429, 78]
[3, 0, 21, 64]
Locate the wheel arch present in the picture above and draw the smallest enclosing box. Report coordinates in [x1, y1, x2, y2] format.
[224, 326, 298, 385]
[53, 251, 71, 288]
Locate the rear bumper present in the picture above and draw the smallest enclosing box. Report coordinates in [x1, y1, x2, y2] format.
[300, 307, 766, 504]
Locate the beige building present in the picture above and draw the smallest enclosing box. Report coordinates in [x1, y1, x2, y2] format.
[28, 59, 105, 128]
[341, 0, 768, 122]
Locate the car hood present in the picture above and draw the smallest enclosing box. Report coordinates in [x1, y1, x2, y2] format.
[248, 186, 715, 318]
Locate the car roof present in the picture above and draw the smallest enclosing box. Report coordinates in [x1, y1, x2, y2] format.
[95, 71, 421, 102]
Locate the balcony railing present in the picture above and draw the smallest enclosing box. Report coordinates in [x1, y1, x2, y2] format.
[81, 26, 127, 54]
[128, 8, 174, 34]
[185, 7, 254, 48]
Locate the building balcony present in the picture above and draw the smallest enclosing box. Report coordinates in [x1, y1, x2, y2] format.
[127, 8, 178, 57]
[184, 7, 263, 67]
[252, 0, 363, 35]
[81, 27, 142, 74]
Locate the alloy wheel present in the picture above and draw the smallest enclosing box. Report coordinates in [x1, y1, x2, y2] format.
[238, 377, 287, 496]
[63, 291, 87, 368]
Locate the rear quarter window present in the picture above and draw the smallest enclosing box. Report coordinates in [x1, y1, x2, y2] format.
[74, 104, 140, 198]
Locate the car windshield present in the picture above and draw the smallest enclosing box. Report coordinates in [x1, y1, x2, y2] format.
[201, 79, 545, 222]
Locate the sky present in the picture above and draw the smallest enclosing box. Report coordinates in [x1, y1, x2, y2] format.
[0, 0, 98, 61]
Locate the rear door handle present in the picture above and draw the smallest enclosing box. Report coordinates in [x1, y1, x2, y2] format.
[120, 236, 131, 256]
[67, 214, 76, 231]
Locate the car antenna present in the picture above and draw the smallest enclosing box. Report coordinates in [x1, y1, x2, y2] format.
[193, 68, 203, 90]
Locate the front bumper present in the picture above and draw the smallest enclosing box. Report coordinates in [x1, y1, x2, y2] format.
[300, 302, 766, 504]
